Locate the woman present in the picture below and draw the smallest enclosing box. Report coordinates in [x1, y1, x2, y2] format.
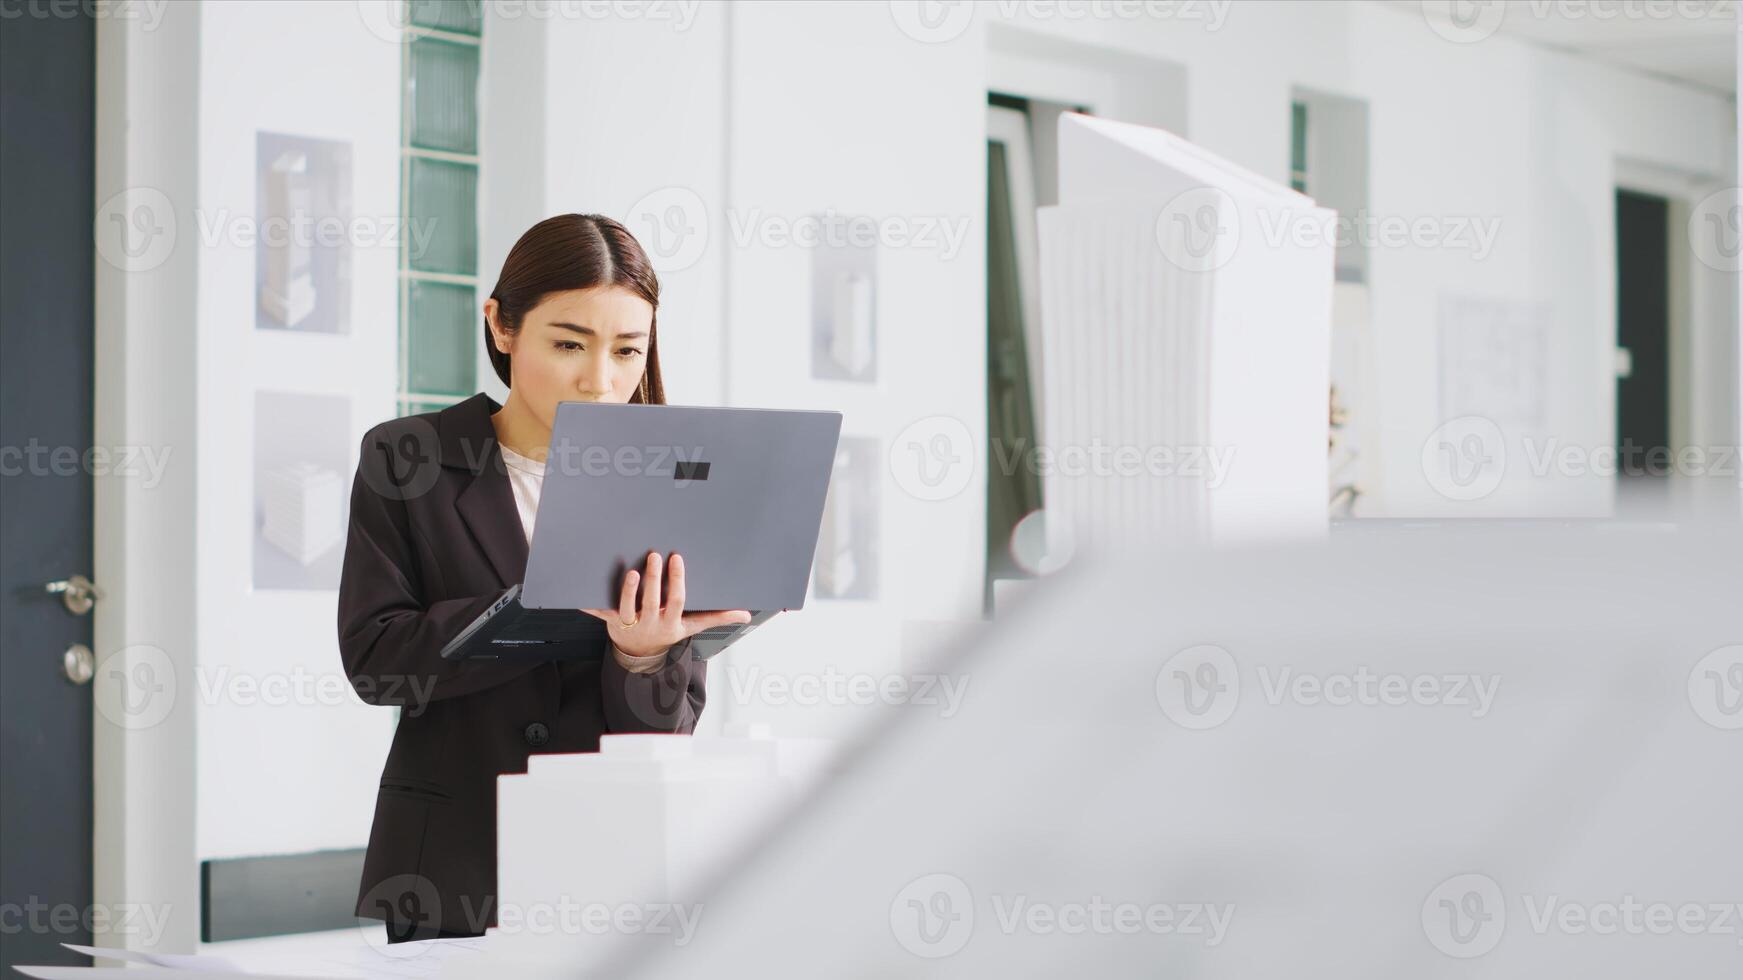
[337, 214, 752, 943]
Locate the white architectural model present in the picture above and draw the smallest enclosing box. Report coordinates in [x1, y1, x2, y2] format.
[814, 447, 858, 596]
[259, 462, 342, 566]
[1037, 113, 1336, 554]
[470, 730, 839, 978]
[260, 149, 316, 327]
[828, 270, 874, 375]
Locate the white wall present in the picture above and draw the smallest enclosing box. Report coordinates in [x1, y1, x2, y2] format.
[93, 1, 202, 955]
[711, 1, 989, 735]
[193, 0, 400, 859]
[536, 3, 730, 408]
[480, 1, 731, 406]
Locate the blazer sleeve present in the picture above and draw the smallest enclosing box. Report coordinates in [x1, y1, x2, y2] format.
[337, 429, 540, 708]
[600, 637, 707, 733]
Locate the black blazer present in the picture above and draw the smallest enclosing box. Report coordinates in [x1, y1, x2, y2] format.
[336, 392, 705, 937]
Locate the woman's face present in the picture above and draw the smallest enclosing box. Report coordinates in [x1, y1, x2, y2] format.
[487, 285, 653, 424]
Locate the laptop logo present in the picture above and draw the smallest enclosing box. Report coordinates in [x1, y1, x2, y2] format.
[674, 460, 711, 481]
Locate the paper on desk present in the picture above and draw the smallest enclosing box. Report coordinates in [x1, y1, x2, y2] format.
[299, 935, 488, 979]
[32, 934, 487, 980]
[61, 942, 243, 972]
[16, 962, 315, 969]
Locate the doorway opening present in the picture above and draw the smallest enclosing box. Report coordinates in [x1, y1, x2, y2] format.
[1614, 188, 1672, 497]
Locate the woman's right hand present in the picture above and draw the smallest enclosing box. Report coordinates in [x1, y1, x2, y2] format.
[581, 550, 752, 659]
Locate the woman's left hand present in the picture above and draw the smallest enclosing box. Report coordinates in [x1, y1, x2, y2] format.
[581, 550, 752, 659]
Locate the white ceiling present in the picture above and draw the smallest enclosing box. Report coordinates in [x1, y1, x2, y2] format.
[1395, 0, 1737, 96]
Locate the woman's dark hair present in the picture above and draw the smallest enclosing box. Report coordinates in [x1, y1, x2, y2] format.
[485, 213, 666, 404]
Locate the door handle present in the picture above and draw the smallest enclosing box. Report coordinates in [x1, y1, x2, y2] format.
[44, 574, 103, 616]
[64, 643, 94, 685]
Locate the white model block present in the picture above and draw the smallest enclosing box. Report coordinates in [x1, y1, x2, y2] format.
[814, 449, 857, 596]
[828, 270, 873, 375]
[259, 462, 342, 565]
[476, 733, 839, 978]
[1038, 114, 1334, 554]
[261, 149, 316, 327]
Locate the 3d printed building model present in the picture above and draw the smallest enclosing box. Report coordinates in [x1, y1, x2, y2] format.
[260, 461, 343, 566]
[478, 730, 839, 976]
[1037, 113, 1335, 553]
[828, 270, 874, 376]
[259, 149, 317, 328]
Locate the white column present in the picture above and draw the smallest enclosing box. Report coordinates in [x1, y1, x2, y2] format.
[92, 0, 201, 958]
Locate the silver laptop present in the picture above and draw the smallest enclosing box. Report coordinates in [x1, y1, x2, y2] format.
[442, 402, 842, 663]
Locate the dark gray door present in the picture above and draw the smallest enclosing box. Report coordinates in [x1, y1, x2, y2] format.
[1, 6, 97, 974]
[1615, 188, 1671, 477]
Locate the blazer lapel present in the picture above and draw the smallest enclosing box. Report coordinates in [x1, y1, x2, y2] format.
[456, 451, 529, 587]
[439, 394, 530, 588]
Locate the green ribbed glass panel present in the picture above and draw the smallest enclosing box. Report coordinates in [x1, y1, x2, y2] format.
[407, 280, 476, 396]
[408, 0, 482, 35]
[407, 157, 477, 274]
[407, 37, 478, 154]
[398, 399, 454, 418]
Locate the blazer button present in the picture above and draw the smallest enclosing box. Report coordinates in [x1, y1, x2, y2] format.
[523, 722, 550, 748]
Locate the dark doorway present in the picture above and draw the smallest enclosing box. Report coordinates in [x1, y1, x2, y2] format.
[1, 7, 98, 975]
[1615, 189, 1671, 479]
